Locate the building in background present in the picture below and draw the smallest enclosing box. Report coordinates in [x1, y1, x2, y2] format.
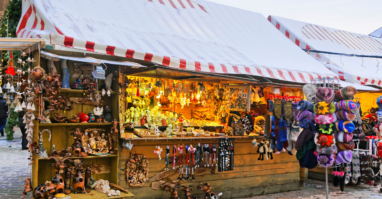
[370, 27, 382, 38]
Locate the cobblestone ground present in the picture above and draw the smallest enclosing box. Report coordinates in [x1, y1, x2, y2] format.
[2, 130, 382, 199]
[0, 128, 30, 199]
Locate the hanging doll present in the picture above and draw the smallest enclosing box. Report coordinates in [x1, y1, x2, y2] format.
[265, 141, 273, 160]
[257, 141, 268, 161]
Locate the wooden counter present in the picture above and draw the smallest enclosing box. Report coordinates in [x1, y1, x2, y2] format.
[119, 138, 302, 199]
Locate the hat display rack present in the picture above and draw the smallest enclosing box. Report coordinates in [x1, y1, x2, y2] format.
[303, 77, 358, 199]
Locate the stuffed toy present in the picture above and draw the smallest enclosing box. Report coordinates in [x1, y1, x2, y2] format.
[257, 141, 268, 161]
[265, 141, 273, 160]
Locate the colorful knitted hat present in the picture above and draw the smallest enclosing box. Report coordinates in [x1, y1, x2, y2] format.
[314, 133, 335, 147]
[334, 86, 357, 102]
[316, 123, 337, 135]
[314, 101, 336, 115]
[335, 131, 353, 143]
[337, 140, 355, 151]
[316, 87, 334, 104]
[335, 150, 353, 164]
[317, 144, 338, 155]
[296, 140, 316, 160]
[315, 113, 337, 124]
[317, 154, 335, 167]
[297, 110, 315, 122]
[303, 84, 317, 103]
[297, 100, 314, 112]
[336, 120, 355, 133]
[335, 100, 357, 112]
[336, 110, 356, 121]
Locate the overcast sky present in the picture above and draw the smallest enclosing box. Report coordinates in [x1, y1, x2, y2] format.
[207, 0, 381, 35]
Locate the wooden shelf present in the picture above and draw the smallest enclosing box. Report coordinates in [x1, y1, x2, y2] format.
[66, 190, 134, 198]
[39, 122, 112, 127]
[124, 135, 268, 140]
[60, 88, 117, 95]
[38, 154, 118, 160]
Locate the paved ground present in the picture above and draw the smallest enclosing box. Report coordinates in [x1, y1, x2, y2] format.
[0, 128, 30, 199]
[2, 130, 382, 199]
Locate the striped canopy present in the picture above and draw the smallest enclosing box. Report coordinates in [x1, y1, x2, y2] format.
[269, 15, 382, 87]
[17, 0, 337, 83]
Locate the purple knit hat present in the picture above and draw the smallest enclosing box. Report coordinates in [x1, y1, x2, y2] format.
[335, 150, 353, 164]
[317, 153, 335, 167]
[316, 145, 338, 155]
[316, 87, 335, 104]
[297, 110, 315, 122]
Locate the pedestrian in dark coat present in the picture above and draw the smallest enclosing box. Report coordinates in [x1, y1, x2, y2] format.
[0, 94, 7, 136]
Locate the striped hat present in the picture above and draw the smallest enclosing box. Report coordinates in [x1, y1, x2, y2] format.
[315, 87, 334, 104]
[335, 150, 353, 164]
[336, 120, 355, 133]
[335, 100, 357, 112]
[336, 110, 356, 121]
[334, 86, 357, 102]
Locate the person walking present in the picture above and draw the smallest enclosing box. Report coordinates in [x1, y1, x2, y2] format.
[19, 110, 28, 150]
[0, 94, 7, 137]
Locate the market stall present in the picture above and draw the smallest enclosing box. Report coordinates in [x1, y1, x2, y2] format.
[14, 0, 358, 199]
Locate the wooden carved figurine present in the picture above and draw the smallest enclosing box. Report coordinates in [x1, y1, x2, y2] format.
[21, 178, 32, 199]
[182, 186, 199, 199]
[73, 160, 86, 194]
[64, 168, 72, 194]
[51, 172, 65, 194]
[197, 183, 222, 199]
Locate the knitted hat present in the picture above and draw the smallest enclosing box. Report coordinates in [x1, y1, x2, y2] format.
[296, 140, 316, 160]
[314, 133, 336, 147]
[290, 121, 301, 142]
[299, 150, 318, 169]
[336, 120, 355, 133]
[315, 113, 337, 125]
[335, 86, 357, 102]
[316, 123, 337, 135]
[337, 140, 355, 151]
[335, 150, 353, 164]
[317, 154, 335, 167]
[314, 102, 336, 115]
[316, 87, 334, 104]
[335, 100, 358, 112]
[335, 131, 353, 143]
[303, 84, 317, 103]
[316, 144, 338, 155]
[297, 110, 315, 122]
[295, 128, 315, 152]
[297, 100, 314, 112]
[336, 110, 356, 121]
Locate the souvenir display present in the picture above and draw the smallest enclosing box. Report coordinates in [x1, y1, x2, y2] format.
[125, 154, 149, 186]
[218, 138, 234, 171]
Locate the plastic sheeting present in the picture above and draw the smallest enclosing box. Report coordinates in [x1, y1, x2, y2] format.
[16, 0, 337, 84]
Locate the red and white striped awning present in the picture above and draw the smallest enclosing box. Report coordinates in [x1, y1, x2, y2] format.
[268, 15, 382, 87]
[17, 0, 337, 83]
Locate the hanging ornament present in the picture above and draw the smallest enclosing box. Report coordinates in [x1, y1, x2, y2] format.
[31, 103, 36, 111]
[9, 85, 15, 93]
[5, 51, 16, 76]
[26, 102, 32, 110]
[6, 98, 11, 104]
[5, 82, 10, 89]
[31, 114, 35, 120]
[21, 101, 26, 109]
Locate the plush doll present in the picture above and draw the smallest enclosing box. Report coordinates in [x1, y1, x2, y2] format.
[265, 141, 273, 160]
[257, 141, 268, 161]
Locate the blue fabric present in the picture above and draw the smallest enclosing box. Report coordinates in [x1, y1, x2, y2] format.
[277, 120, 288, 151]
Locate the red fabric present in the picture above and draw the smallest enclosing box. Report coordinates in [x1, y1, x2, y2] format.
[5, 51, 15, 76]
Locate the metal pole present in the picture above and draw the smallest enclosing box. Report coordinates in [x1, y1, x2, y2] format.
[325, 167, 329, 199]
